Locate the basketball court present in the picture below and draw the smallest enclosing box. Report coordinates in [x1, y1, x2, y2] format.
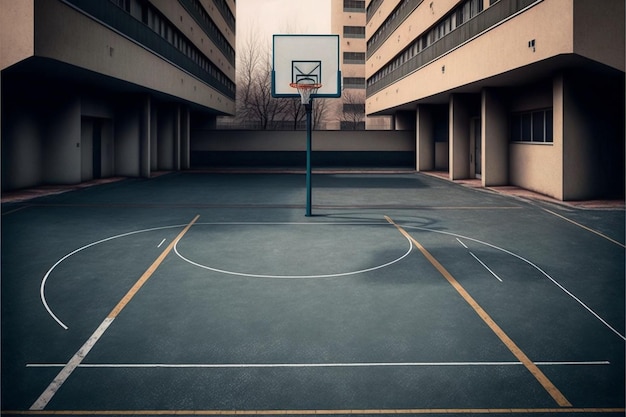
[1, 171, 624, 415]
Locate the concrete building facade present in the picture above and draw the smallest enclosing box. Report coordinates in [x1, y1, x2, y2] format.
[366, 0, 625, 200]
[1, 0, 236, 191]
[331, 0, 392, 130]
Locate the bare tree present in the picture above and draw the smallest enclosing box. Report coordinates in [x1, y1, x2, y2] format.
[339, 90, 365, 130]
[312, 98, 329, 130]
[235, 26, 331, 130]
[236, 30, 289, 129]
[285, 97, 306, 130]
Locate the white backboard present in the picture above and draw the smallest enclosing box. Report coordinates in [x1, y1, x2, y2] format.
[272, 34, 341, 98]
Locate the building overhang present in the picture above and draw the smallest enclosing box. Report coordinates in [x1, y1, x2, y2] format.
[367, 54, 624, 116]
[2, 56, 234, 117]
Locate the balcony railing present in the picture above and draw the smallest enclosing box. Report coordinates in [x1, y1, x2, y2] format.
[64, 0, 235, 99]
[367, 0, 423, 59]
[366, 0, 540, 97]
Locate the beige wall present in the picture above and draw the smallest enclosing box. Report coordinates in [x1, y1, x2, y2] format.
[34, 0, 235, 115]
[416, 105, 434, 171]
[509, 76, 564, 199]
[449, 94, 471, 180]
[0, 0, 35, 70]
[573, 0, 625, 72]
[331, 0, 378, 129]
[152, 0, 235, 81]
[367, 0, 459, 78]
[482, 88, 508, 186]
[367, 0, 575, 115]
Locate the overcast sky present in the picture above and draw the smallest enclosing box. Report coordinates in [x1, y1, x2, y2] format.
[236, 0, 332, 51]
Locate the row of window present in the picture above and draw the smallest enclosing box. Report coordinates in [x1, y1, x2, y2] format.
[182, 0, 235, 64]
[429, 108, 553, 144]
[344, 103, 366, 113]
[366, 0, 384, 21]
[427, 0, 483, 45]
[112, 0, 234, 65]
[367, 0, 421, 57]
[344, 0, 365, 12]
[343, 77, 366, 89]
[511, 109, 553, 143]
[367, 0, 483, 89]
[344, 25, 366, 39]
[125, 0, 235, 95]
[209, 0, 236, 33]
[343, 52, 366, 64]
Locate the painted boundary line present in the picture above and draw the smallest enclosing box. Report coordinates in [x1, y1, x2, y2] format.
[384, 216, 572, 408]
[29, 215, 200, 411]
[25, 360, 611, 368]
[3, 408, 625, 415]
[542, 208, 626, 249]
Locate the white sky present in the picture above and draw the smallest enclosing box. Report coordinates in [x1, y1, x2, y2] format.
[236, 0, 332, 50]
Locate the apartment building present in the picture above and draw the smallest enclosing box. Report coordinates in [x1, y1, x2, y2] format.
[1, 0, 236, 191]
[366, 0, 624, 200]
[331, 0, 391, 129]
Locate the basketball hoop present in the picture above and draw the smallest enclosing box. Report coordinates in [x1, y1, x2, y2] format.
[290, 82, 322, 105]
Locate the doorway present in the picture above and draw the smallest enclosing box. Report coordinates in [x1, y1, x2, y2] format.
[81, 117, 109, 181]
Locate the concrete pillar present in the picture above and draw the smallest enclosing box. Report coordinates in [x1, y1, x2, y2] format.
[157, 105, 175, 170]
[150, 104, 158, 171]
[416, 105, 434, 171]
[174, 105, 181, 171]
[561, 71, 624, 199]
[180, 105, 190, 170]
[395, 110, 416, 130]
[114, 98, 141, 177]
[449, 94, 470, 180]
[140, 95, 151, 178]
[482, 88, 508, 186]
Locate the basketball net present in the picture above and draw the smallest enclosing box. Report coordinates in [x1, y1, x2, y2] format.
[290, 82, 322, 105]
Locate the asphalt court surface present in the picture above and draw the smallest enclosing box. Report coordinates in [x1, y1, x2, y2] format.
[1, 172, 624, 416]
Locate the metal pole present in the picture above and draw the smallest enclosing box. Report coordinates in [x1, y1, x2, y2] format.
[305, 101, 312, 217]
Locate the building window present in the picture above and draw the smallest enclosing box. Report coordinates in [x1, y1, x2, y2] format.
[344, 26, 366, 38]
[111, 0, 130, 12]
[343, 77, 366, 89]
[368, 0, 487, 94]
[341, 121, 366, 130]
[344, 0, 365, 12]
[343, 52, 366, 64]
[511, 109, 553, 143]
[343, 103, 366, 113]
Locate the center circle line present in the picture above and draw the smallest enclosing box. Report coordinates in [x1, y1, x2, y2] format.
[174, 223, 413, 279]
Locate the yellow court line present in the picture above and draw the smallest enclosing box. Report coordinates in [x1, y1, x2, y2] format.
[542, 208, 626, 249]
[29, 215, 200, 411]
[4, 408, 626, 415]
[108, 214, 200, 318]
[384, 216, 572, 408]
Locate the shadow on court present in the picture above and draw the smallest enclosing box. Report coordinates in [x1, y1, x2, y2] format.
[1, 172, 624, 415]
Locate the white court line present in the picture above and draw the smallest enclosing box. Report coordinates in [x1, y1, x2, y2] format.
[26, 360, 611, 369]
[469, 252, 503, 282]
[408, 225, 626, 342]
[29, 318, 114, 410]
[31, 217, 199, 410]
[39, 224, 189, 330]
[40, 222, 394, 329]
[174, 222, 413, 279]
[457, 238, 503, 282]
